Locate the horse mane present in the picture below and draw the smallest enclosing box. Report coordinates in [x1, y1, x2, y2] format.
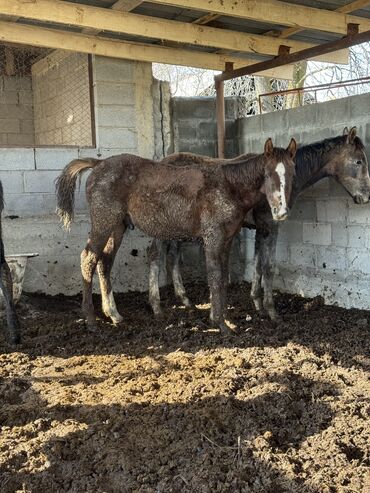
[295, 134, 365, 183]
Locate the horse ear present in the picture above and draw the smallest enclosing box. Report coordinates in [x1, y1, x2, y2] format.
[286, 138, 297, 159]
[343, 126, 349, 136]
[348, 126, 357, 144]
[264, 138, 274, 158]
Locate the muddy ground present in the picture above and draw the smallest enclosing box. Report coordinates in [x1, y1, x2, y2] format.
[0, 282, 369, 493]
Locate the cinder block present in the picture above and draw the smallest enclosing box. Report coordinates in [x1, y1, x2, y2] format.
[7, 134, 35, 146]
[316, 199, 347, 223]
[316, 97, 349, 126]
[329, 180, 350, 199]
[198, 121, 217, 140]
[96, 83, 135, 105]
[348, 201, 370, 224]
[347, 248, 370, 275]
[331, 224, 348, 248]
[0, 171, 24, 194]
[178, 141, 216, 157]
[289, 199, 316, 221]
[3, 76, 32, 92]
[172, 97, 215, 120]
[277, 220, 303, 244]
[349, 93, 370, 120]
[3, 193, 45, 216]
[0, 91, 18, 104]
[316, 245, 346, 271]
[287, 104, 317, 131]
[366, 123, 370, 144]
[98, 127, 137, 149]
[262, 109, 288, 134]
[94, 57, 134, 83]
[97, 105, 136, 127]
[347, 225, 370, 249]
[24, 170, 60, 193]
[35, 148, 79, 170]
[225, 98, 239, 119]
[20, 119, 35, 135]
[276, 241, 289, 263]
[0, 149, 35, 171]
[237, 116, 261, 137]
[289, 243, 316, 267]
[0, 119, 19, 134]
[303, 222, 331, 246]
[175, 122, 197, 140]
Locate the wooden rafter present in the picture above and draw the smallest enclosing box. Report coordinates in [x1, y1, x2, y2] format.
[0, 20, 294, 78]
[271, 0, 370, 40]
[149, 0, 370, 35]
[0, 0, 347, 64]
[215, 28, 370, 81]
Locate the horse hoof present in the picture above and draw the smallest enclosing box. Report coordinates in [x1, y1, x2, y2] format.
[218, 320, 239, 335]
[152, 306, 163, 318]
[181, 297, 191, 308]
[252, 298, 263, 312]
[86, 320, 98, 331]
[111, 314, 124, 325]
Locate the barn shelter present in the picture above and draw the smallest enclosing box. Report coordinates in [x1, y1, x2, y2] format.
[0, 0, 369, 309]
[1, 0, 370, 157]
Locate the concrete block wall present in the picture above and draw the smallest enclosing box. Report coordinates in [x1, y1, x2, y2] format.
[238, 92, 370, 310]
[172, 97, 240, 158]
[0, 76, 35, 146]
[32, 51, 92, 147]
[0, 56, 160, 296]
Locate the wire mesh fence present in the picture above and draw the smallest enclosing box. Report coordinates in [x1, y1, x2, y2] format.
[0, 43, 95, 147]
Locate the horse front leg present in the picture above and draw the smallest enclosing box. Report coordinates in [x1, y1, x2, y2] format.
[97, 224, 125, 325]
[204, 236, 233, 334]
[168, 241, 190, 308]
[250, 228, 264, 312]
[148, 239, 167, 316]
[261, 224, 279, 321]
[0, 259, 20, 344]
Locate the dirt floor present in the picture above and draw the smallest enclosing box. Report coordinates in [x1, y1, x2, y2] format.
[0, 282, 369, 493]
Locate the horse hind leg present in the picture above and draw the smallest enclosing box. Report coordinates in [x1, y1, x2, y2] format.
[81, 227, 113, 329]
[261, 227, 280, 321]
[97, 224, 125, 325]
[168, 241, 190, 308]
[0, 258, 20, 344]
[148, 239, 167, 316]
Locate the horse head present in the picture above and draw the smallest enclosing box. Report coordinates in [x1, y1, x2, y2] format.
[262, 137, 297, 221]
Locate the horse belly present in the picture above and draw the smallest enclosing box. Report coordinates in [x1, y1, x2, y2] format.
[128, 192, 197, 240]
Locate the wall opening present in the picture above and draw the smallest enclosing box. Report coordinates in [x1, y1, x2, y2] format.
[0, 43, 95, 148]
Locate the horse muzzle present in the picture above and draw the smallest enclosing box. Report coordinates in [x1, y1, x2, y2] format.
[353, 194, 370, 205]
[272, 207, 289, 221]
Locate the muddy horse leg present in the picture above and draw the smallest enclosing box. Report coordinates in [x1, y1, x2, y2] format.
[168, 241, 190, 308]
[148, 239, 167, 316]
[204, 234, 231, 333]
[0, 246, 20, 344]
[97, 224, 125, 325]
[81, 228, 112, 329]
[251, 228, 264, 312]
[260, 224, 279, 321]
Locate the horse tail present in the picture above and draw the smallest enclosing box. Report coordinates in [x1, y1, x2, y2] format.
[55, 158, 101, 230]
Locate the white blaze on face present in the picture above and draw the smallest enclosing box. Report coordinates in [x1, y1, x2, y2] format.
[274, 162, 287, 218]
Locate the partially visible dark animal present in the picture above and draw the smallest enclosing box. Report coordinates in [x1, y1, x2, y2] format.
[147, 126, 370, 320]
[0, 181, 20, 344]
[56, 138, 297, 333]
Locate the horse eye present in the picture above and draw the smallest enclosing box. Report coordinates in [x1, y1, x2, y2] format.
[356, 160, 362, 165]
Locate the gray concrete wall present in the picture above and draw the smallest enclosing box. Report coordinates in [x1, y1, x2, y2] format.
[172, 97, 240, 158]
[0, 56, 161, 296]
[0, 76, 34, 146]
[238, 92, 370, 310]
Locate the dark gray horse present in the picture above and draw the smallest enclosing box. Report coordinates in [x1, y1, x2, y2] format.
[0, 181, 20, 344]
[148, 127, 370, 320]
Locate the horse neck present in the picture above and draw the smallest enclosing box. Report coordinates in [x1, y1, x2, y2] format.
[292, 137, 342, 199]
[223, 155, 265, 197]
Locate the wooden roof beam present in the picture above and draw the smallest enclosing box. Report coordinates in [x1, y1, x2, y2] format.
[0, 0, 347, 64]
[269, 0, 370, 40]
[149, 0, 370, 35]
[215, 28, 370, 82]
[0, 20, 294, 78]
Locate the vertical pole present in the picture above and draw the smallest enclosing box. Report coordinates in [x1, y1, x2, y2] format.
[215, 79, 225, 158]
